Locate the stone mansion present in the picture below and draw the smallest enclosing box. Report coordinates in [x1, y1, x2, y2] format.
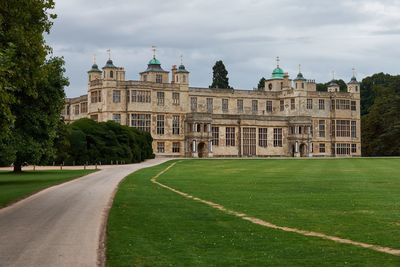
[63, 54, 361, 158]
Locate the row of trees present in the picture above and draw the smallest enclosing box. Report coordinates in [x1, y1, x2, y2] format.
[54, 119, 154, 165]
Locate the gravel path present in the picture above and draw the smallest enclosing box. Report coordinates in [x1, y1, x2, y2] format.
[0, 158, 170, 267]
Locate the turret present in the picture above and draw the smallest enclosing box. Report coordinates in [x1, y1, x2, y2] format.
[175, 63, 189, 85]
[347, 69, 360, 94]
[88, 63, 102, 82]
[140, 47, 169, 83]
[102, 58, 118, 81]
[294, 65, 306, 90]
[264, 56, 286, 91]
[327, 80, 340, 92]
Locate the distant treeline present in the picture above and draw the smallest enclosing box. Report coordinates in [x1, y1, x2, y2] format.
[359, 73, 400, 156]
[53, 118, 154, 165]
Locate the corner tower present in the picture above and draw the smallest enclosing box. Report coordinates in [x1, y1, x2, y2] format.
[347, 69, 360, 94]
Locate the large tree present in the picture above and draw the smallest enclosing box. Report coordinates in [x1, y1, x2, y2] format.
[0, 0, 68, 171]
[209, 60, 232, 89]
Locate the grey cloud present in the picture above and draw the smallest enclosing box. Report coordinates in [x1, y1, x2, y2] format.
[46, 0, 400, 97]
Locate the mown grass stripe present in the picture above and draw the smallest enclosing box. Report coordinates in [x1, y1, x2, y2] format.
[151, 161, 400, 257]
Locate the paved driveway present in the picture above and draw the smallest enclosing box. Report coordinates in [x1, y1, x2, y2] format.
[0, 158, 170, 267]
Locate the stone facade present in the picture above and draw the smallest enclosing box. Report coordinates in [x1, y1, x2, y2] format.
[63, 56, 361, 158]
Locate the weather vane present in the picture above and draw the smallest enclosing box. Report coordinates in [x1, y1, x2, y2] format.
[276, 56, 280, 67]
[106, 49, 111, 60]
[152, 46, 157, 59]
[180, 54, 183, 65]
[93, 54, 96, 64]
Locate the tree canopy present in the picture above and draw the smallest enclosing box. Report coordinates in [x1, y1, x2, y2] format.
[209, 60, 232, 89]
[257, 77, 266, 90]
[53, 118, 154, 165]
[360, 73, 400, 156]
[0, 0, 67, 171]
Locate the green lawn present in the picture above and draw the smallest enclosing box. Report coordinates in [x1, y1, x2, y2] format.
[107, 159, 400, 266]
[0, 169, 94, 208]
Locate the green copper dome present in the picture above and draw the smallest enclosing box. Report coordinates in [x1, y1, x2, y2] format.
[148, 58, 161, 65]
[272, 67, 285, 79]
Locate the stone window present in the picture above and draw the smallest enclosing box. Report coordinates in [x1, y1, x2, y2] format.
[319, 120, 325, 138]
[222, 99, 229, 113]
[266, 101, 273, 112]
[319, 143, 326, 153]
[243, 128, 256, 156]
[351, 144, 357, 153]
[156, 74, 163, 83]
[351, 101, 356, 111]
[91, 90, 101, 103]
[80, 102, 88, 113]
[336, 143, 351, 155]
[143, 74, 147, 82]
[131, 114, 151, 132]
[336, 120, 350, 137]
[280, 100, 284, 111]
[157, 92, 164, 106]
[157, 142, 165, 153]
[273, 128, 283, 147]
[290, 99, 295, 110]
[336, 99, 350, 110]
[190, 97, 197, 112]
[172, 142, 180, 153]
[112, 90, 121, 103]
[90, 114, 98, 122]
[351, 121, 357, 138]
[131, 90, 151, 103]
[307, 99, 313, 109]
[319, 99, 325, 110]
[258, 128, 268, 147]
[207, 98, 213, 113]
[226, 127, 235, 146]
[156, 115, 165, 135]
[212, 127, 219, 146]
[74, 105, 79, 115]
[331, 99, 335, 110]
[237, 99, 243, 113]
[172, 115, 180, 135]
[112, 113, 121, 124]
[173, 92, 180, 105]
[110, 71, 114, 78]
[252, 100, 258, 113]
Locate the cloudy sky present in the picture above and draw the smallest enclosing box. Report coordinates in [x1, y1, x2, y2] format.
[45, 0, 400, 97]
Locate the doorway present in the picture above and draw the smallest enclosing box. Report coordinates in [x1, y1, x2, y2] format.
[197, 142, 206, 158]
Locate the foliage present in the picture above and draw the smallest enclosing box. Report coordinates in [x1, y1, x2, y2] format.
[209, 60, 232, 89]
[361, 78, 400, 156]
[257, 77, 266, 90]
[0, 170, 93, 208]
[53, 118, 154, 165]
[107, 159, 400, 266]
[0, 0, 64, 172]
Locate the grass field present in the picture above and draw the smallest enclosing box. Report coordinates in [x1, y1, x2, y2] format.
[107, 159, 400, 266]
[0, 170, 94, 208]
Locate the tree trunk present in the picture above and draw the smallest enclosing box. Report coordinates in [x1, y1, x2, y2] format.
[13, 165, 22, 173]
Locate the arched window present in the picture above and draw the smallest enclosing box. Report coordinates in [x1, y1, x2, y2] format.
[110, 70, 114, 78]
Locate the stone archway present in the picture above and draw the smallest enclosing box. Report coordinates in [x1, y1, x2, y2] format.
[299, 143, 307, 157]
[197, 142, 206, 158]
